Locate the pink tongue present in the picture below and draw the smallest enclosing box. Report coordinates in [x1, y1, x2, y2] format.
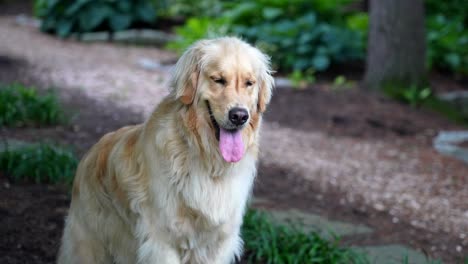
[219, 128, 244, 162]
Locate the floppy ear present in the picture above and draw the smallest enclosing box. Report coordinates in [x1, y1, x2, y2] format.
[170, 42, 204, 105]
[257, 53, 274, 113]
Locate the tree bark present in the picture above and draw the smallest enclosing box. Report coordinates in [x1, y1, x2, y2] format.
[364, 0, 426, 89]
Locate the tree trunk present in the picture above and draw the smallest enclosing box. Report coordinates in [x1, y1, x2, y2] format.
[364, 0, 426, 90]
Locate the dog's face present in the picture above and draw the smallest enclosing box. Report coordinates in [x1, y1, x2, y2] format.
[171, 37, 274, 163]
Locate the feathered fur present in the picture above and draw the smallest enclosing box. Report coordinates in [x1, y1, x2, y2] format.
[58, 37, 274, 264]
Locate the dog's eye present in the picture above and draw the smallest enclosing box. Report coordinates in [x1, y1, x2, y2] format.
[245, 80, 254, 87]
[213, 78, 226, 85]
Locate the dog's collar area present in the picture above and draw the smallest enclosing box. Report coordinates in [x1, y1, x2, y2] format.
[206, 101, 220, 140]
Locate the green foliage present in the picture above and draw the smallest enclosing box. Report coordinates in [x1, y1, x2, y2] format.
[425, 0, 468, 24]
[383, 84, 432, 107]
[166, 17, 229, 53]
[168, 1, 364, 72]
[401, 86, 432, 107]
[288, 69, 316, 89]
[161, 0, 223, 18]
[427, 15, 468, 76]
[0, 143, 78, 184]
[384, 83, 468, 125]
[0, 83, 65, 127]
[241, 209, 368, 264]
[425, 0, 468, 75]
[345, 12, 369, 45]
[332, 75, 354, 90]
[35, 0, 157, 37]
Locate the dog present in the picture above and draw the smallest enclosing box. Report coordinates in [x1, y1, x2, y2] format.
[57, 37, 274, 264]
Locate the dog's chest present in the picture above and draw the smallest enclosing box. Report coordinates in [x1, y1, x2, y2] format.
[172, 161, 255, 255]
[179, 161, 255, 224]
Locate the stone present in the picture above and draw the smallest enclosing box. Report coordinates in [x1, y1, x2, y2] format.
[80, 32, 110, 42]
[354, 244, 432, 264]
[275, 77, 293, 88]
[437, 91, 468, 116]
[266, 208, 373, 238]
[136, 58, 173, 72]
[113, 29, 175, 46]
[0, 139, 28, 152]
[433, 131, 468, 164]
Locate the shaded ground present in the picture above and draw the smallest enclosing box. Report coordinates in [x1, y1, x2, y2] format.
[0, 173, 68, 264]
[0, 9, 467, 264]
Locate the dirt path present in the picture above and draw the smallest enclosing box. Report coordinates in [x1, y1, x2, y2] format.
[1, 16, 467, 262]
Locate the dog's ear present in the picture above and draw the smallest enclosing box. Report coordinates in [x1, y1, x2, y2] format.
[257, 53, 274, 113]
[171, 42, 205, 105]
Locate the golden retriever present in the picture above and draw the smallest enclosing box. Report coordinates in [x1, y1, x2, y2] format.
[57, 37, 274, 264]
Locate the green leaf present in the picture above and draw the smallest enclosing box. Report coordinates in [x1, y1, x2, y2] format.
[445, 53, 461, 68]
[79, 4, 111, 32]
[109, 13, 133, 31]
[116, 0, 132, 12]
[56, 19, 74, 38]
[65, 0, 91, 17]
[312, 55, 330, 70]
[135, 1, 156, 23]
[262, 7, 283, 20]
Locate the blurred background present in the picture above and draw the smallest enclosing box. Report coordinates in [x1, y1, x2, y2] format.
[0, 0, 467, 263]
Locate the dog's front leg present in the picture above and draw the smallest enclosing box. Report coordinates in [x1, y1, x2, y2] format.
[136, 237, 180, 264]
[211, 231, 243, 264]
[135, 216, 181, 264]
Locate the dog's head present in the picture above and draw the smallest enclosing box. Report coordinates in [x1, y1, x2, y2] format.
[170, 37, 274, 163]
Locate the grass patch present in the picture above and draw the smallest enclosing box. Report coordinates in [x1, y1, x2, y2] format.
[383, 84, 468, 126]
[0, 142, 78, 184]
[241, 209, 368, 264]
[0, 83, 65, 127]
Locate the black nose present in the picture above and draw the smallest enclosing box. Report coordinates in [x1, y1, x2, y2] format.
[229, 107, 249, 126]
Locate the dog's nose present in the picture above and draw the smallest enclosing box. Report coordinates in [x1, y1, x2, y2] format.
[229, 108, 249, 126]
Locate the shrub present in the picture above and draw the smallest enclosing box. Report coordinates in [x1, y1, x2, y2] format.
[166, 17, 229, 53]
[0, 143, 78, 184]
[427, 15, 468, 76]
[0, 83, 65, 127]
[242, 209, 367, 264]
[168, 1, 364, 73]
[161, 0, 223, 18]
[35, 0, 157, 37]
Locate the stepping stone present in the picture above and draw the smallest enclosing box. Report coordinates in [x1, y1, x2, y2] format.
[265, 208, 373, 238]
[354, 244, 432, 264]
[433, 131, 468, 164]
[0, 139, 28, 152]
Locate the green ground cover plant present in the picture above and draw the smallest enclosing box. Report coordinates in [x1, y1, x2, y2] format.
[0, 142, 78, 184]
[241, 209, 368, 264]
[35, 0, 157, 37]
[168, 0, 364, 73]
[168, 0, 466, 77]
[0, 83, 65, 127]
[383, 83, 468, 125]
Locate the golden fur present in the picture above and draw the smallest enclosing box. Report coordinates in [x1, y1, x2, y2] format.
[58, 37, 274, 264]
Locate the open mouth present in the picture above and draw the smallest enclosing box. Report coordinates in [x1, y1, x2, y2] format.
[205, 100, 245, 163]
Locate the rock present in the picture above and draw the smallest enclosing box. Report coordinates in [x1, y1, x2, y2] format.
[113, 29, 175, 46]
[354, 244, 432, 264]
[275, 77, 293, 89]
[437, 91, 468, 115]
[433, 131, 468, 164]
[0, 139, 28, 152]
[136, 58, 173, 72]
[15, 14, 40, 28]
[80, 32, 110, 42]
[266, 208, 373, 238]
[438, 91, 468, 101]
